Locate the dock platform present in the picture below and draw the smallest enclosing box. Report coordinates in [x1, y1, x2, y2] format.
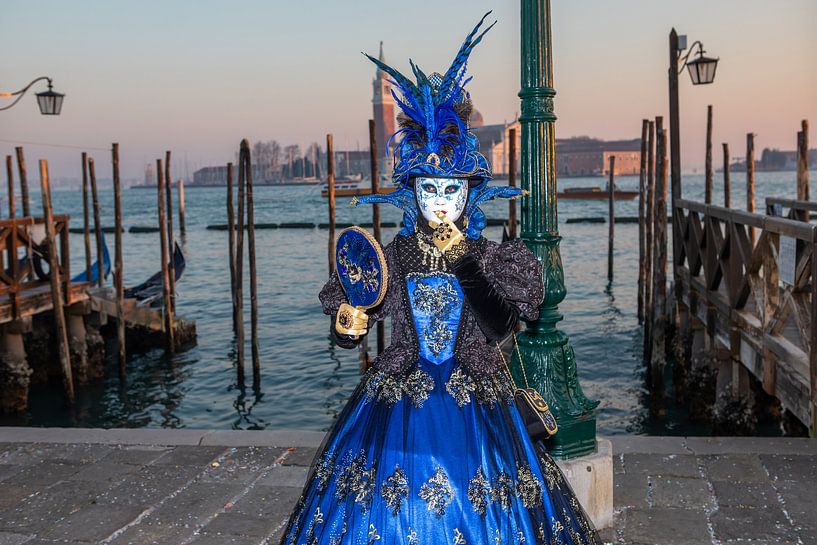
[0, 428, 814, 544]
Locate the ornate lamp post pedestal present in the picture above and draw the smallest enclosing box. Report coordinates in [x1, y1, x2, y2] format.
[513, 0, 613, 528]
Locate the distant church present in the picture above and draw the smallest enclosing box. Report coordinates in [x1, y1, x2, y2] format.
[372, 42, 396, 178]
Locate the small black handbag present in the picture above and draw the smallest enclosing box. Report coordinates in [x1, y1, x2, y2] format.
[497, 334, 559, 440]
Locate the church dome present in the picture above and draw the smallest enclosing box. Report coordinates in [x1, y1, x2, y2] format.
[469, 108, 484, 128]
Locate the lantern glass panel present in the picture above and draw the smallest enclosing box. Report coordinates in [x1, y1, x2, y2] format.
[35, 90, 64, 115]
[687, 56, 718, 85]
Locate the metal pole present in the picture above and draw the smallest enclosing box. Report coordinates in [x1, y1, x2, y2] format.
[517, 0, 598, 459]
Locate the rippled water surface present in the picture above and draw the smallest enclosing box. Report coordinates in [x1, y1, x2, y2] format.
[3, 170, 814, 434]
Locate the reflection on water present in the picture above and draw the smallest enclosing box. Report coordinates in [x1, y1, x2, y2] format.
[0, 171, 813, 435]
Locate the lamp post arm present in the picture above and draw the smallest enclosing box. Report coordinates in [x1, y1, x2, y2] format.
[0, 77, 54, 112]
[676, 41, 705, 74]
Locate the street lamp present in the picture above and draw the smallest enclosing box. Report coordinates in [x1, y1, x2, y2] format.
[681, 41, 719, 85]
[0, 77, 65, 115]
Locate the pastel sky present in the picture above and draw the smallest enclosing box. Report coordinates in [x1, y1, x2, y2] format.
[1, 0, 815, 182]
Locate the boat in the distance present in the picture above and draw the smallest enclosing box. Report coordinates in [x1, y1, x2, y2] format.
[557, 186, 639, 200]
[321, 175, 397, 198]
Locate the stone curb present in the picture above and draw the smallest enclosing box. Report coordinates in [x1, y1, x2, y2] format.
[0, 428, 814, 455]
[0, 426, 325, 448]
[610, 435, 817, 455]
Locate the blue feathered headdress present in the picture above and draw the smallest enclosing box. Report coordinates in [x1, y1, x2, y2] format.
[353, 12, 526, 239]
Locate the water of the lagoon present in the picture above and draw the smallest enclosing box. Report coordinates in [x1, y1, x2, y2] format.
[1, 170, 814, 435]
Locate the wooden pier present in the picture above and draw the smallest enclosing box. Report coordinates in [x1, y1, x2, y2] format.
[673, 197, 817, 434]
[0, 214, 194, 414]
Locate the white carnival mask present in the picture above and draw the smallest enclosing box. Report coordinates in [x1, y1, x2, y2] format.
[414, 177, 468, 224]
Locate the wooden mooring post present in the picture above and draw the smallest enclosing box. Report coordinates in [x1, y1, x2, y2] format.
[607, 155, 616, 281]
[81, 152, 92, 280]
[241, 140, 260, 385]
[235, 153, 246, 384]
[226, 163, 237, 331]
[178, 178, 186, 237]
[722, 143, 731, 208]
[508, 128, 518, 240]
[327, 133, 336, 275]
[88, 158, 104, 288]
[747, 133, 756, 242]
[651, 119, 667, 409]
[112, 144, 126, 377]
[368, 119, 384, 357]
[5, 156, 14, 219]
[164, 151, 176, 314]
[637, 120, 648, 322]
[156, 158, 175, 354]
[705, 105, 713, 204]
[643, 120, 655, 361]
[797, 119, 809, 202]
[38, 160, 74, 405]
[15, 147, 30, 218]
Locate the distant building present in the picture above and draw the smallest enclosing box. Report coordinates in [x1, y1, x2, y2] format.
[372, 42, 396, 177]
[470, 114, 521, 177]
[332, 150, 371, 179]
[469, 112, 640, 178]
[192, 165, 268, 186]
[759, 148, 817, 171]
[143, 163, 155, 187]
[555, 137, 641, 177]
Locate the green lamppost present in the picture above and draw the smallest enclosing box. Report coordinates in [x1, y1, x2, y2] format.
[512, 0, 598, 459]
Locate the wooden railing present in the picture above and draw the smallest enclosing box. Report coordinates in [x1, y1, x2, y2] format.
[766, 197, 817, 222]
[674, 198, 817, 432]
[0, 215, 73, 320]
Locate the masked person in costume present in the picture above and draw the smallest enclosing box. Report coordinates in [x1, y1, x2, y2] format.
[280, 13, 600, 545]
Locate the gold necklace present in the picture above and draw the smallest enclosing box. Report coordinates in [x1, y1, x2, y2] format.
[416, 231, 447, 272]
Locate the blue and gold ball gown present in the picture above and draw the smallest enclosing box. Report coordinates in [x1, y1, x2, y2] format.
[279, 227, 600, 545]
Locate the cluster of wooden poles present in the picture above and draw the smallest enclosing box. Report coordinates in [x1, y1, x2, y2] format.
[637, 107, 811, 402]
[2, 145, 126, 399]
[636, 118, 669, 397]
[226, 140, 260, 387]
[4, 145, 189, 400]
[153, 150, 188, 354]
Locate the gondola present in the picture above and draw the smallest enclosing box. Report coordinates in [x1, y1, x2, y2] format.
[124, 242, 185, 305]
[71, 232, 112, 283]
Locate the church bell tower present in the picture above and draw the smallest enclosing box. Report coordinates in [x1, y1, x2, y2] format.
[372, 41, 396, 180]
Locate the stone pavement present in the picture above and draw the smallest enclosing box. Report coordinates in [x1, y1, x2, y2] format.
[0, 427, 814, 545]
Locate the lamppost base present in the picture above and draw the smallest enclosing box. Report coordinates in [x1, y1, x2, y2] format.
[546, 413, 597, 459]
[514, 322, 599, 459]
[555, 438, 614, 530]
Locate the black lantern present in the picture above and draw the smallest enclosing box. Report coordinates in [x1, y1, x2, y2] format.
[35, 82, 65, 115]
[685, 49, 719, 85]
